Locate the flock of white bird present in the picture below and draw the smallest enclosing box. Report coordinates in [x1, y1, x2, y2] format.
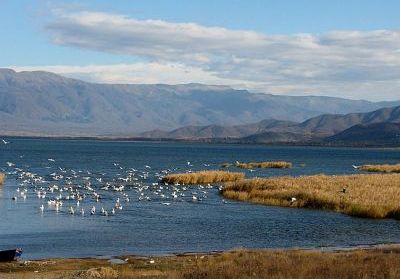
[3, 151, 219, 218]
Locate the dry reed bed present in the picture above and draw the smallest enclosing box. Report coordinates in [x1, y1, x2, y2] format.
[360, 164, 400, 173]
[2, 247, 400, 279]
[161, 170, 245, 184]
[0, 173, 5, 185]
[222, 174, 400, 219]
[235, 161, 292, 169]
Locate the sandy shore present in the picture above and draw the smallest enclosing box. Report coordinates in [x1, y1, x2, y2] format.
[1, 245, 400, 279]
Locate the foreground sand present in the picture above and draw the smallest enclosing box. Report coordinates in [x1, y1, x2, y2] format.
[1, 246, 400, 279]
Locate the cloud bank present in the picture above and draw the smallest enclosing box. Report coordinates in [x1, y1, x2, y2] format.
[14, 10, 400, 100]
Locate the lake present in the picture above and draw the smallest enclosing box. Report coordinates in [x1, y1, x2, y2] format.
[1, 139, 400, 259]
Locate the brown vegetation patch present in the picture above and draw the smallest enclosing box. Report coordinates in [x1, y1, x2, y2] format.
[162, 170, 245, 184]
[2, 247, 400, 278]
[0, 173, 5, 185]
[222, 174, 400, 219]
[235, 161, 292, 169]
[359, 164, 400, 173]
[83, 266, 118, 278]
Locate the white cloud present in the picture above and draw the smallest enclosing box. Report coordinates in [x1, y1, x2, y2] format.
[21, 10, 400, 100]
[9, 63, 245, 85]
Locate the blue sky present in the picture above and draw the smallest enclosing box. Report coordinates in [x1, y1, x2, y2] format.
[1, 0, 400, 101]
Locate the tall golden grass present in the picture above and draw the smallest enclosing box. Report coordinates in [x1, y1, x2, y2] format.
[162, 170, 245, 184]
[360, 164, 400, 173]
[222, 174, 400, 219]
[2, 247, 400, 279]
[235, 161, 292, 169]
[0, 173, 5, 185]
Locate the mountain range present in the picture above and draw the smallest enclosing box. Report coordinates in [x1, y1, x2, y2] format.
[325, 122, 400, 146]
[139, 106, 400, 145]
[1, 68, 400, 138]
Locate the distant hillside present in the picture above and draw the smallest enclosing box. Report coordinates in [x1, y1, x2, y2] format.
[325, 122, 400, 145]
[289, 106, 400, 137]
[1, 68, 400, 137]
[139, 119, 297, 139]
[236, 131, 313, 144]
[140, 106, 400, 143]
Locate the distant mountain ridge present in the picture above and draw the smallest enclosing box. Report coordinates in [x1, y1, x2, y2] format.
[139, 119, 297, 139]
[325, 122, 400, 145]
[1, 68, 400, 137]
[290, 106, 400, 137]
[139, 106, 400, 145]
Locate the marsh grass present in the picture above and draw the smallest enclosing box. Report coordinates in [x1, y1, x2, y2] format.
[222, 174, 400, 219]
[0, 173, 5, 185]
[360, 164, 400, 173]
[235, 161, 292, 169]
[161, 170, 245, 184]
[2, 248, 400, 279]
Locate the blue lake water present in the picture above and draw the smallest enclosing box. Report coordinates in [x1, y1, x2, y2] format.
[0, 139, 400, 259]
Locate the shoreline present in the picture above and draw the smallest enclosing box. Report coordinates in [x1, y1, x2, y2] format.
[15, 242, 400, 261]
[2, 244, 400, 278]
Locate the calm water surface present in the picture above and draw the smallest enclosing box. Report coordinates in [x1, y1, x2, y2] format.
[0, 139, 400, 259]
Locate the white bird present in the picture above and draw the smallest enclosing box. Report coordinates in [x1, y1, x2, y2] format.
[81, 208, 85, 216]
[352, 165, 360, 169]
[69, 207, 75, 215]
[40, 205, 44, 212]
[48, 158, 55, 162]
[2, 139, 9, 145]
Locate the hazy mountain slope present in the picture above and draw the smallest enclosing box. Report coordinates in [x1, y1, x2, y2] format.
[1, 68, 400, 136]
[237, 131, 313, 144]
[244, 106, 400, 144]
[289, 106, 400, 137]
[139, 119, 297, 139]
[325, 122, 400, 145]
[141, 106, 400, 140]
